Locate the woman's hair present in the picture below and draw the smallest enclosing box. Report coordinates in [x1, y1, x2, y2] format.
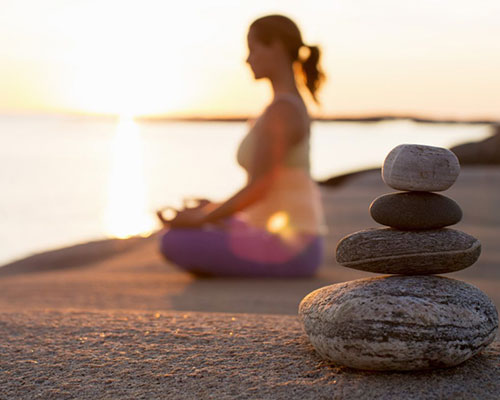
[249, 14, 325, 103]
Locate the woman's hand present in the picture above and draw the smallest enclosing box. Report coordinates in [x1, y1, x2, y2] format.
[169, 207, 207, 228]
[156, 198, 220, 228]
[183, 197, 211, 210]
[156, 206, 177, 227]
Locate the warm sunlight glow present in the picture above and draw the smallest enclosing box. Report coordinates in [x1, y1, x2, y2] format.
[105, 117, 156, 238]
[267, 211, 290, 234]
[2, 2, 500, 118]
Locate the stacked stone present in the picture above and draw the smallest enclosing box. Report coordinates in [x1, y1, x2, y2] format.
[299, 144, 498, 371]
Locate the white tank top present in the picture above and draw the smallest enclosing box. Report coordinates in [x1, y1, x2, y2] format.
[236, 94, 327, 235]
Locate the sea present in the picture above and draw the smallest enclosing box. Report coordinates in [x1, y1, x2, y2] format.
[0, 114, 492, 266]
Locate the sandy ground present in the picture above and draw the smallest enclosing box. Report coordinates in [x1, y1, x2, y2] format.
[0, 166, 499, 399]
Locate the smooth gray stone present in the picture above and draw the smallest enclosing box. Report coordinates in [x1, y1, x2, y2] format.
[369, 191, 462, 229]
[335, 228, 480, 274]
[298, 275, 499, 371]
[382, 144, 460, 191]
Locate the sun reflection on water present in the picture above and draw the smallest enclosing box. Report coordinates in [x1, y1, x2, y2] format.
[105, 116, 156, 239]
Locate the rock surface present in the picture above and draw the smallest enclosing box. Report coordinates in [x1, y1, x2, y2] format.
[336, 228, 481, 275]
[382, 144, 460, 191]
[1, 310, 500, 400]
[1, 166, 500, 399]
[369, 191, 462, 229]
[298, 275, 498, 371]
[451, 124, 500, 165]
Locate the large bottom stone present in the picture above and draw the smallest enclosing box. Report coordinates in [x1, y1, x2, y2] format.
[298, 275, 498, 371]
[335, 228, 481, 274]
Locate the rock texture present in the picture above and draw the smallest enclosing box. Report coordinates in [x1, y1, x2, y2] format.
[369, 191, 462, 230]
[2, 310, 500, 400]
[336, 228, 481, 274]
[299, 275, 498, 371]
[382, 144, 460, 191]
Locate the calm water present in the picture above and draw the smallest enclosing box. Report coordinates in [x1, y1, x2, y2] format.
[0, 114, 491, 265]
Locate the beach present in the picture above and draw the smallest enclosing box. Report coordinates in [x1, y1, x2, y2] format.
[1, 166, 499, 399]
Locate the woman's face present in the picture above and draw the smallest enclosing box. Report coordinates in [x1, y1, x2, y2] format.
[246, 28, 276, 80]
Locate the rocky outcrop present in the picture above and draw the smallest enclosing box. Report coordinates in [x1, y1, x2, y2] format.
[450, 124, 500, 165]
[318, 124, 500, 188]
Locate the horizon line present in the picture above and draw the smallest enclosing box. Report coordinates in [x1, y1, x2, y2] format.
[137, 114, 499, 125]
[1, 110, 498, 125]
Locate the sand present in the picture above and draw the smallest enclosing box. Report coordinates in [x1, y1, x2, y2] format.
[0, 166, 499, 399]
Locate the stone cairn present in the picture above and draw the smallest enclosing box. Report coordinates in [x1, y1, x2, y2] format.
[299, 144, 499, 371]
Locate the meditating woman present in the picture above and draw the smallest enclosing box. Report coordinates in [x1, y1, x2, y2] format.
[157, 14, 327, 277]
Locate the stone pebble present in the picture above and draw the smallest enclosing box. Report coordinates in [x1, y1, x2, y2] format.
[369, 191, 462, 230]
[382, 144, 460, 191]
[335, 228, 480, 275]
[298, 275, 498, 371]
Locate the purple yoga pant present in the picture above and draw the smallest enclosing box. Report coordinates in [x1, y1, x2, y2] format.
[159, 218, 323, 277]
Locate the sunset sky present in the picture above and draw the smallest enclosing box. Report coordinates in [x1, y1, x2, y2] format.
[1, 0, 499, 119]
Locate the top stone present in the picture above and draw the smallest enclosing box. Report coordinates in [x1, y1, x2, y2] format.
[382, 144, 460, 191]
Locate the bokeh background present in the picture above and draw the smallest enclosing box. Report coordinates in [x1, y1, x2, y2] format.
[2, 0, 499, 119]
[1, 0, 499, 265]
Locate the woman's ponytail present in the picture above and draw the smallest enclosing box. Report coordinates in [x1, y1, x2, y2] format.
[300, 45, 325, 103]
[250, 15, 326, 103]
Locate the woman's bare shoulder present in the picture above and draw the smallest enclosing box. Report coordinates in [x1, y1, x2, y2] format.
[259, 96, 309, 141]
[264, 95, 307, 122]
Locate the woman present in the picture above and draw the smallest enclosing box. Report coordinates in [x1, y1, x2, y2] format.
[157, 14, 326, 277]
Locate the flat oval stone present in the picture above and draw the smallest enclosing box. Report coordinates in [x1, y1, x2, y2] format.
[382, 144, 460, 191]
[298, 275, 498, 371]
[335, 228, 480, 274]
[369, 192, 462, 229]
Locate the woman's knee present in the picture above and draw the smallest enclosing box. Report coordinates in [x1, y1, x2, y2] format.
[159, 229, 188, 264]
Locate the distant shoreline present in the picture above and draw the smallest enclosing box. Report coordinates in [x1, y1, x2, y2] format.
[137, 115, 498, 125]
[1, 112, 497, 125]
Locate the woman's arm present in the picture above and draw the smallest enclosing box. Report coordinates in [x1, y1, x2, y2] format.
[204, 100, 306, 223]
[170, 100, 306, 228]
[202, 173, 275, 223]
[167, 175, 274, 228]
